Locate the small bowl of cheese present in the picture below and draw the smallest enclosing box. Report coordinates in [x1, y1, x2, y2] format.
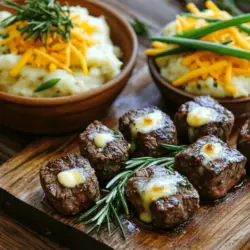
[0, 0, 137, 134]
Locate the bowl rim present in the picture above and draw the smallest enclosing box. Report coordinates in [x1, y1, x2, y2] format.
[148, 56, 250, 104]
[0, 0, 138, 106]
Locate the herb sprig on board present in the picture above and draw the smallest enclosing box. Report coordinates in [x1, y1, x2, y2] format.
[76, 144, 187, 239]
[0, 0, 74, 44]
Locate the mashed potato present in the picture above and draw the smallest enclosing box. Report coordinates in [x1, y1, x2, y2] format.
[156, 20, 250, 98]
[0, 7, 123, 97]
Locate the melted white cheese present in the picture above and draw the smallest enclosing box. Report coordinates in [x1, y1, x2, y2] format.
[187, 107, 215, 127]
[139, 175, 181, 223]
[93, 132, 114, 148]
[130, 110, 164, 137]
[200, 142, 223, 165]
[57, 168, 85, 188]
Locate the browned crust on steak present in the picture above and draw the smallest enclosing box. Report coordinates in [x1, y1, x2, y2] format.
[237, 119, 250, 164]
[174, 96, 234, 144]
[175, 135, 246, 200]
[79, 121, 130, 180]
[126, 165, 199, 229]
[119, 106, 177, 157]
[40, 153, 100, 215]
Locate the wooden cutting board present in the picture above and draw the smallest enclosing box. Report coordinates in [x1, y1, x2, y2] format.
[1, 1, 250, 249]
[1, 56, 250, 250]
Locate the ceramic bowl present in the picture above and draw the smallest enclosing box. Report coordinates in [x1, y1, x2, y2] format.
[0, 0, 138, 134]
[148, 57, 250, 118]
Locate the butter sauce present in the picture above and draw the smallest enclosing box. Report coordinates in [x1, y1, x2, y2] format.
[139, 174, 182, 223]
[57, 168, 85, 188]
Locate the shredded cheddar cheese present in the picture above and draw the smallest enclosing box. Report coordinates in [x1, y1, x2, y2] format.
[145, 0, 250, 95]
[187, 3, 200, 15]
[1, 15, 98, 77]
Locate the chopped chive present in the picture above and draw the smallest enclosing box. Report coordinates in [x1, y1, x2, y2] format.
[34, 78, 60, 92]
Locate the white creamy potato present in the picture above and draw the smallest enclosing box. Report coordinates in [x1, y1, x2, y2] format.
[156, 19, 250, 98]
[0, 7, 123, 97]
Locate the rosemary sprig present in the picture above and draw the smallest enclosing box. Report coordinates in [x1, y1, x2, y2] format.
[0, 0, 74, 44]
[76, 144, 186, 239]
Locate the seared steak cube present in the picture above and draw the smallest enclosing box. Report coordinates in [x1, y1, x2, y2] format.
[126, 165, 199, 229]
[237, 119, 250, 164]
[174, 96, 234, 143]
[79, 121, 130, 180]
[119, 106, 177, 157]
[40, 153, 100, 215]
[175, 135, 246, 200]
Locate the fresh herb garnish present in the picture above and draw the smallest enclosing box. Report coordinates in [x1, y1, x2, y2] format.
[111, 128, 124, 140]
[0, 0, 74, 44]
[76, 144, 188, 238]
[34, 78, 60, 92]
[130, 18, 150, 37]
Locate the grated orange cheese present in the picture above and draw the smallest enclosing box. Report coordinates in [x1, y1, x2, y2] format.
[69, 43, 88, 75]
[187, 3, 200, 15]
[0, 14, 99, 76]
[206, 0, 220, 13]
[145, 0, 250, 94]
[172, 61, 228, 86]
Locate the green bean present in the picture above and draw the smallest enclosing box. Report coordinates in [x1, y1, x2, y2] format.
[154, 40, 233, 58]
[176, 14, 250, 39]
[151, 36, 250, 60]
[180, 13, 250, 35]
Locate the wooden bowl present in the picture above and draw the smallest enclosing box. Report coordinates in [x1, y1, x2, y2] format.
[148, 57, 250, 118]
[0, 0, 138, 134]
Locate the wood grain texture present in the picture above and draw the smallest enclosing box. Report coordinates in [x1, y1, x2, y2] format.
[0, 214, 67, 250]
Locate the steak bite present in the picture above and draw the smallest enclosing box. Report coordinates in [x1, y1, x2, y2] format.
[126, 165, 199, 229]
[174, 96, 234, 143]
[237, 119, 250, 164]
[79, 121, 130, 180]
[175, 135, 246, 201]
[119, 106, 177, 157]
[40, 153, 100, 215]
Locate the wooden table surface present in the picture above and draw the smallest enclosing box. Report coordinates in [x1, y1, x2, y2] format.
[0, 0, 183, 249]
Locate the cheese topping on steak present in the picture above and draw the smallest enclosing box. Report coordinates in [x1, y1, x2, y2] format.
[57, 168, 85, 188]
[93, 133, 114, 148]
[200, 142, 223, 165]
[187, 107, 215, 127]
[139, 175, 182, 223]
[130, 110, 164, 137]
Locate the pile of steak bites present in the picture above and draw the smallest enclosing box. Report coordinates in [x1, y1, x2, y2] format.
[40, 96, 248, 231]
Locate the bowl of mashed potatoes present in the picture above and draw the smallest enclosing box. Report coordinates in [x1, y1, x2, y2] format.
[0, 0, 138, 134]
[147, 1, 250, 117]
